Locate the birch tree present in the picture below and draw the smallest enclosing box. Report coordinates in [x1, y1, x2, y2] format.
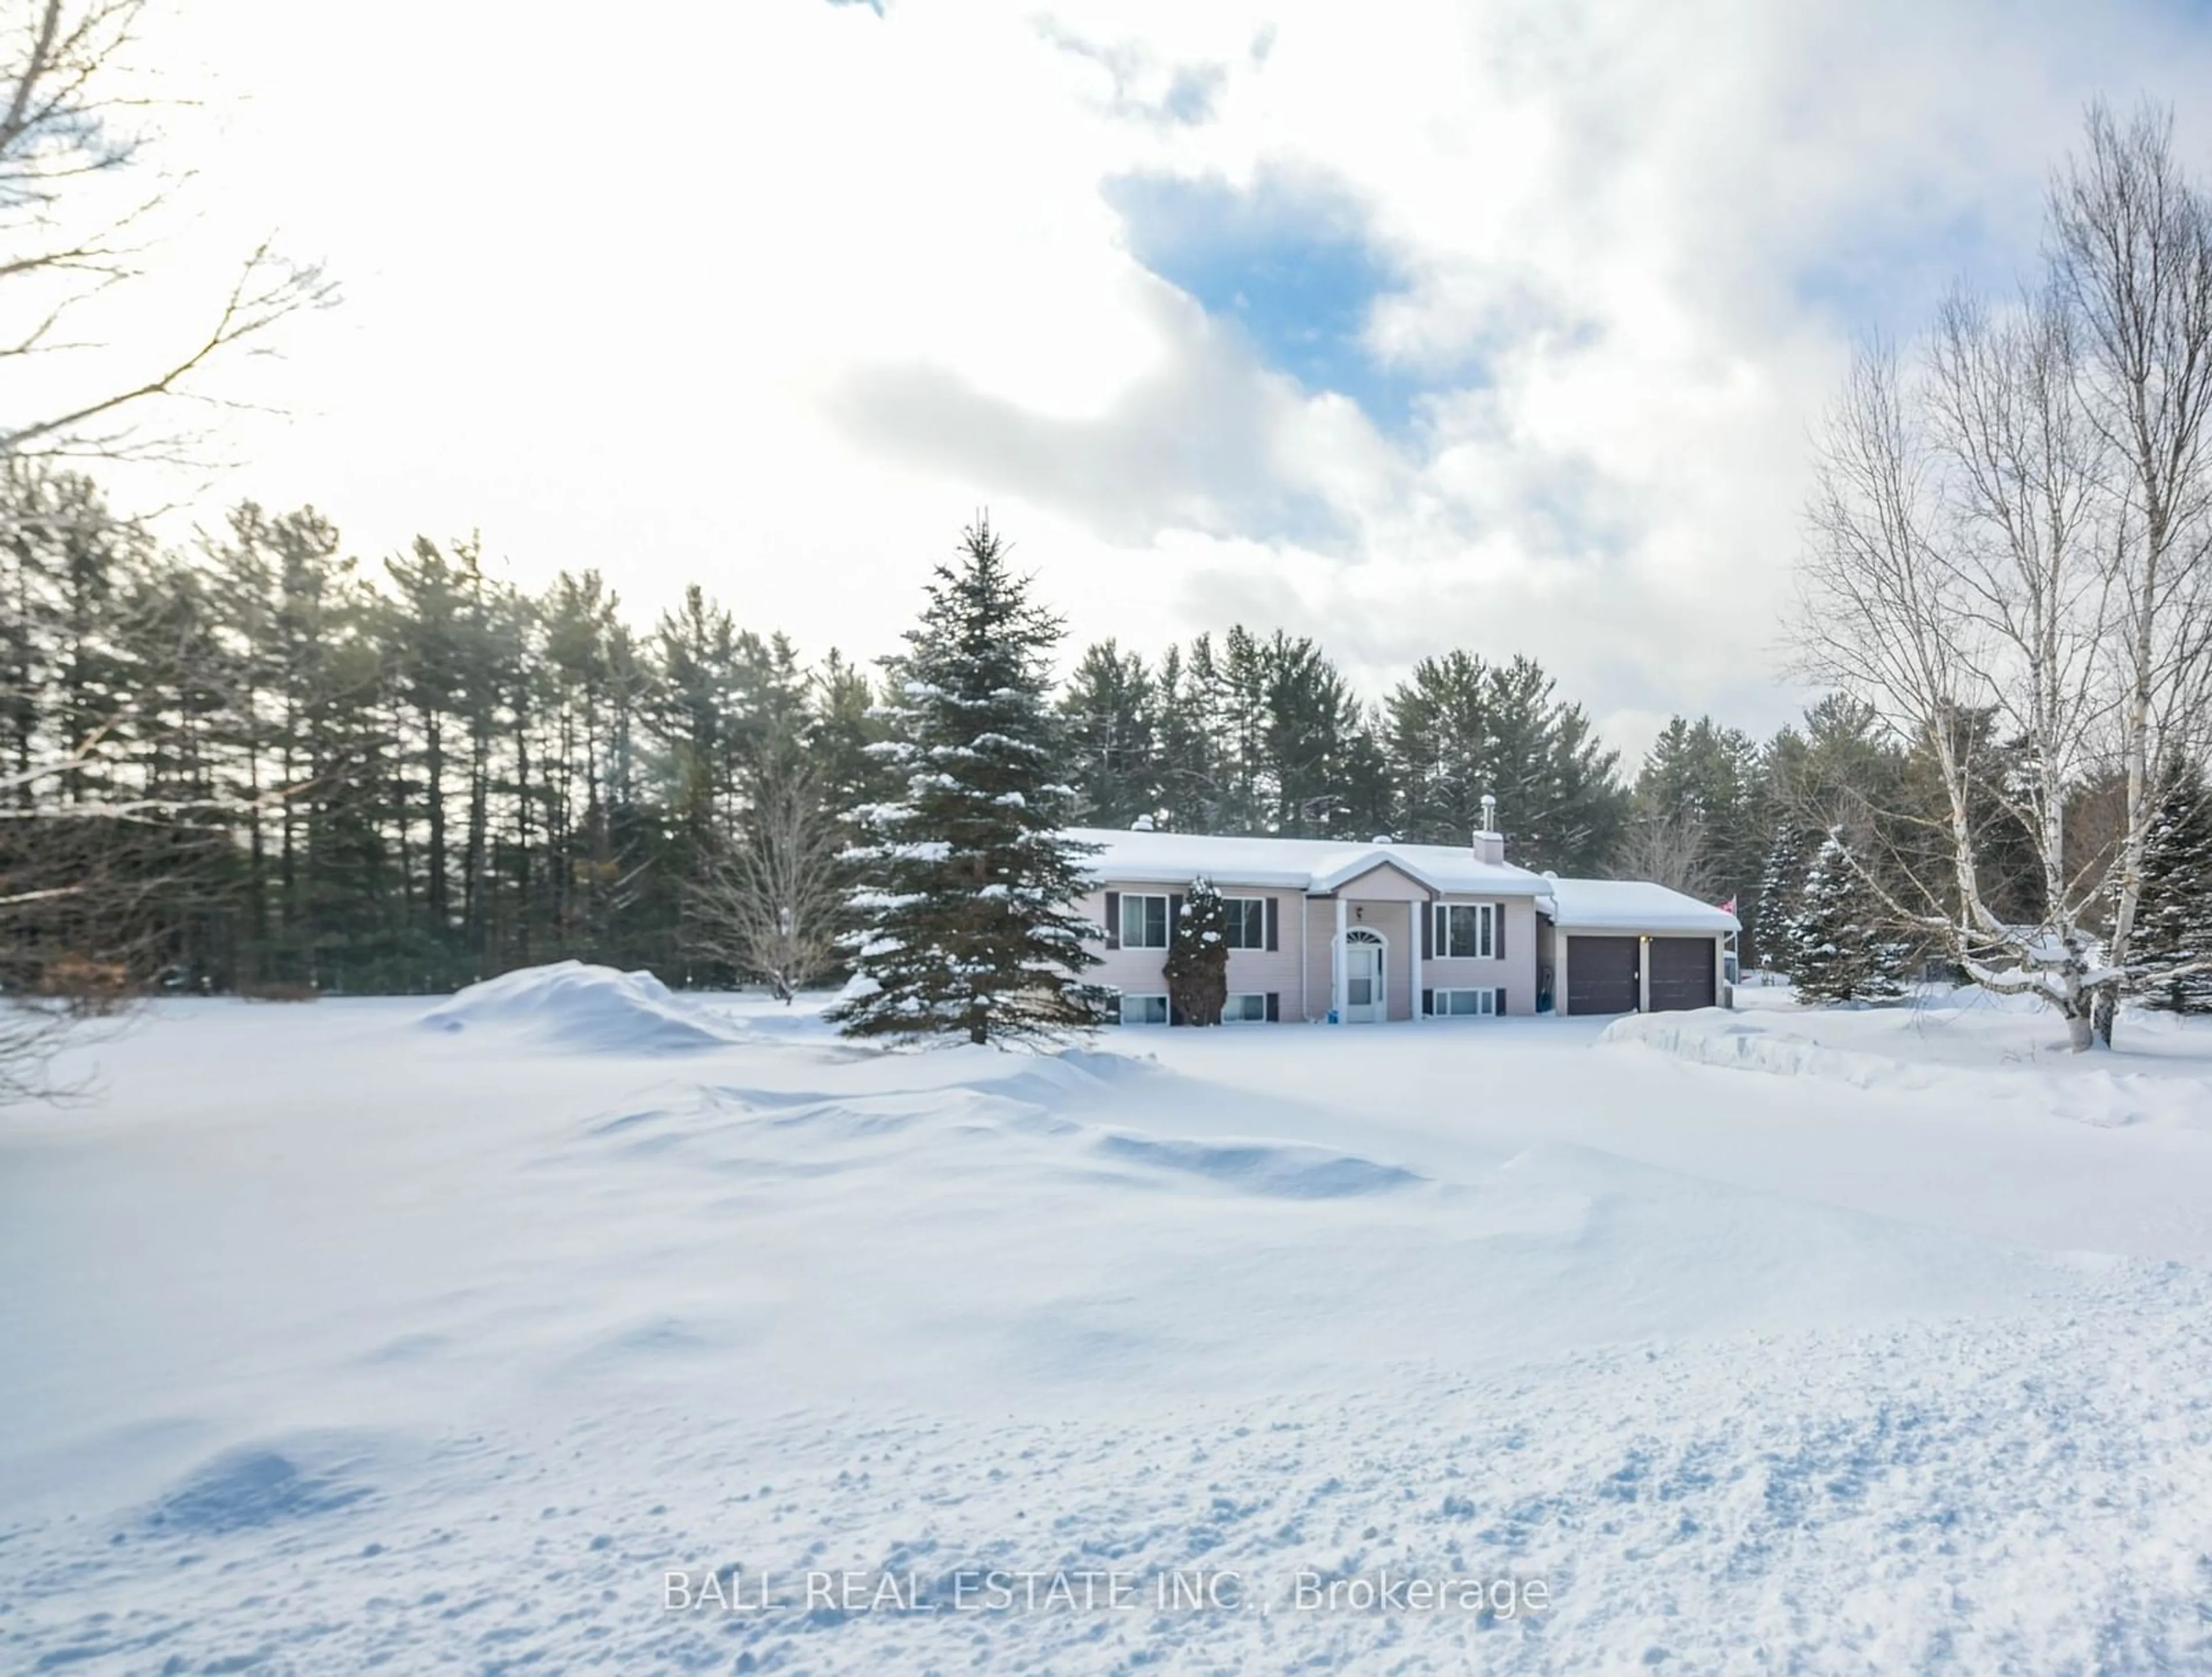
[0, 1, 327, 1098]
[2049, 101, 2212, 1044]
[0, 0, 328, 463]
[1794, 103, 2212, 1050]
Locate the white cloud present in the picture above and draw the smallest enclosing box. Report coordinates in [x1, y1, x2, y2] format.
[115, 0, 2212, 760]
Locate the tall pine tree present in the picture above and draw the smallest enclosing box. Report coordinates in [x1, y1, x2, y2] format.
[831, 520, 1108, 1044]
[1384, 651, 1626, 869]
[1059, 639, 1160, 828]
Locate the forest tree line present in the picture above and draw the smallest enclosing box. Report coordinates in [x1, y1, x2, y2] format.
[4, 460, 2209, 1007]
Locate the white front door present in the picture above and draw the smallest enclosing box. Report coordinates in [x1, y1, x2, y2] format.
[1343, 931, 1385, 1023]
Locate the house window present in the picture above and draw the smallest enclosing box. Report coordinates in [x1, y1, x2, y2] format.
[1222, 898, 1266, 949]
[1433, 903, 1495, 959]
[1223, 992, 1269, 1023]
[1424, 987, 1503, 1017]
[1119, 993, 1169, 1026]
[1119, 894, 1169, 949]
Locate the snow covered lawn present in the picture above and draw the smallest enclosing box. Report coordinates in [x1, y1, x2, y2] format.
[5, 971, 2211, 1672]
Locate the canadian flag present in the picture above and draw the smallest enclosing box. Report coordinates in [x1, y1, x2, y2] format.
[1717, 896, 1737, 915]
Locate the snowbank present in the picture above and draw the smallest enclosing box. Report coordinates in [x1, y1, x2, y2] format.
[419, 961, 736, 1053]
[1598, 1011, 1931, 1092]
[1599, 1003, 2212, 1130]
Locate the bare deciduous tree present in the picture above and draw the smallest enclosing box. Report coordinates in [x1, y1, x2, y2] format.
[1795, 101, 2212, 1051]
[0, 3, 328, 1100]
[0, 0, 330, 464]
[1611, 802, 1715, 900]
[2050, 100, 2212, 1043]
[683, 752, 846, 1003]
[0, 987, 74, 1102]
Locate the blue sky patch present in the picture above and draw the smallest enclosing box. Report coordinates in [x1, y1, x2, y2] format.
[1104, 170, 1444, 433]
[1793, 202, 2033, 337]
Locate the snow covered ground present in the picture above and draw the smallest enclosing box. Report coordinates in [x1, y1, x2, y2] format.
[5, 967, 2212, 1673]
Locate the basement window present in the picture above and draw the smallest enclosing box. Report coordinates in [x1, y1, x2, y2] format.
[1423, 987, 1503, 1017]
[1118, 993, 1169, 1026]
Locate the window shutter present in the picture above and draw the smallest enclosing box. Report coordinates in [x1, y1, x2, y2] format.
[1422, 987, 1434, 1016]
[1495, 902, 1507, 960]
[1421, 904, 1433, 959]
[1264, 896, 1279, 951]
[1168, 893, 1184, 947]
[1104, 891, 1120, 949]
[1264, 991, 1279, 1023]
[1495, 986, 1508, 1016]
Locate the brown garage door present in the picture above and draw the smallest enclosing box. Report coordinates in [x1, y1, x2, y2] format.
[1567, 936, 1639, 1014]
[1647, 937, 1715, 1012]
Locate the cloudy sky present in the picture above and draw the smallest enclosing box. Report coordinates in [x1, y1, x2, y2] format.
[136, 0, 2212, 759]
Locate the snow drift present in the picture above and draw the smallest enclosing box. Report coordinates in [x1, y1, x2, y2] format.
[419, 961, 736, 1053]
[1597, 1004, 2212, 1130]
[1598, 1012, 1925, 1091]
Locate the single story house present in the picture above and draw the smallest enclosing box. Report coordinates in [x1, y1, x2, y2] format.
[1071, 822, 1739, 1026]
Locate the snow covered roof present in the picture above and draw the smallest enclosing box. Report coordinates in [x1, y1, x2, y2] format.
[1538, 877, 1740, 934]
[1065, 828, 1551, 896]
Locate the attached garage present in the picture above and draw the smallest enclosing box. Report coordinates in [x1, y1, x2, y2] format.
[1565, 935, 1639, 1015]
[1541, 879, 1740, 1017]
[1646, 936, 1717, 1012]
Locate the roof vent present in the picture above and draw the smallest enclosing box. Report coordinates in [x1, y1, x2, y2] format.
[1472, 794, 1505, 866]
[1130, 813, 1155, 832]
[1372, 834, 1393, 845]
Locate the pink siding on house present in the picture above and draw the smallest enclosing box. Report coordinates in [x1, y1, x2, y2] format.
[1423, 895, 1540, 1015]
[1326, 861, 1429, 902]
[1076, 887, 1305, 1019]
[1302, 861, 1422, 1022]
[1078, 877, 1543, 1024]
[1302, 896, 1331, 1020]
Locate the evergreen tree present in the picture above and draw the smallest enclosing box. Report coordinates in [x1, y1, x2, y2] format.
[1753, 818, 1816, 978]
[807, 648, 895, 828]
[1786, 829, 1906, 1004]
[830, 520, 1108, 1044]
[1152, 643, 1225, 833]
[1141, 627, 1389, 839]
[2132, 761, 2212, 1013]
[381, 536, 476, 972]
[1753, 696, 1915, 972]
[1254, 629, 1385, 838]
[1895, 705, 2045, 933]
[645, 582, 744, 853]
[1059, 639, 1159, 827]
[1622, 715, 1763, 925]
[1164, 876, 1230, 1026]
[1385, 651, 1626, 869]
